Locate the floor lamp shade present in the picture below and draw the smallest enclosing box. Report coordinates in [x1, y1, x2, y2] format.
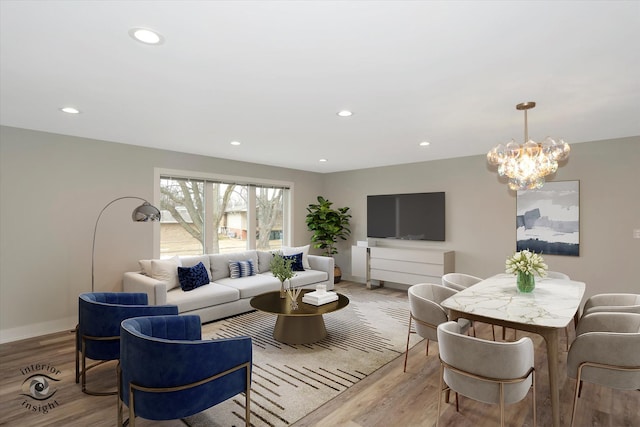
[92, 197, 161, 292]
[132, 202, 161, 222]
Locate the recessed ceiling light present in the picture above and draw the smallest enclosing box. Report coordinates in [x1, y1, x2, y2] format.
[419, 141, 431, 146]
[337, 110, 353, 117]
[129, 27, 164, 45]
[230, 141, 241, 146]
[60, 107, 80, 114]
[319, 158, 328, 162]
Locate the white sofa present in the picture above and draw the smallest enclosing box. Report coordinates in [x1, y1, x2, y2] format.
[123, 249, 334, 323]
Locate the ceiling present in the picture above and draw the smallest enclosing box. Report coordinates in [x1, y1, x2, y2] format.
[1, 1, 639, 173]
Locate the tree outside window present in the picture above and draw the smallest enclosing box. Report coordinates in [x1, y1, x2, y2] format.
[159, 176, 286, 257]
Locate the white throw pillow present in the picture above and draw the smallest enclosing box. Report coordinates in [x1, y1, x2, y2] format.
[138, 259, 152, 276]
[151, 256, 182, 290]
[282, 245, 311, 270]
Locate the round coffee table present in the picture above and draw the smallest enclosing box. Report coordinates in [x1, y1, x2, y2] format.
[250, 289, 349, 344]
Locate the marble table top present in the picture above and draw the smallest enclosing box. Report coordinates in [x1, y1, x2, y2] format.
[441, 273, 586, 328]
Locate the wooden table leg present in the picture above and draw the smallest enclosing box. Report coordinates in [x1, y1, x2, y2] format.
[540, 328, 560, 427]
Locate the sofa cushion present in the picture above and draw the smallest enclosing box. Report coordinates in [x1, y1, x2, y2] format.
[210, 251, 259, 281]
[229, 259, 256, 279]
[177, 262, 210, 291]
[166, 283, 239, 313]
[282, 245, 311, 270]
[179, 255, 212, 281]
[282, 253, 304, 271]
[257, 250, 276, 274]
[216, 274, 280, 299]
[150, 256, 182, 290]
[288, 269, 329, 288]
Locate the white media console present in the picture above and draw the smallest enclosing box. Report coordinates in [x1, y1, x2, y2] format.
[351, 245, 455, 289]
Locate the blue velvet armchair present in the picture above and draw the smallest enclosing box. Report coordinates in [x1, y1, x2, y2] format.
[76, 292, 178, 395]
[118, 315, 252, 427]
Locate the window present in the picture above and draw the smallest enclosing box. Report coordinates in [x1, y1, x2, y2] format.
[158, 171, 291, 257]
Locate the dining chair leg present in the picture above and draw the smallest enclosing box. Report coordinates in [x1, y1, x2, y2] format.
[436, 364, 444, 427]
[492, 325, 496, 341]
[500, 382, 505, 427]
[426, 339, 430, 356]
[403, 315, 412, 372]
[532, 370, 537, 427]
[570, 369, 583, 427]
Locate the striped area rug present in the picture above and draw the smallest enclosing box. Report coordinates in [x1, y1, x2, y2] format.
[183, 284, 420, 427]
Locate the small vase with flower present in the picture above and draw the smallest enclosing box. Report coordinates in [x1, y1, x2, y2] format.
[505, 249, 548, 293]
[270, 253, 295, 299]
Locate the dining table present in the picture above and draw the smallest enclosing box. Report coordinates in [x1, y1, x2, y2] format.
[441, 273, 586, 427]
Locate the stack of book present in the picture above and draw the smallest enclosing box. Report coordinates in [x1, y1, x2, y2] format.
[302, 290, 338, 306]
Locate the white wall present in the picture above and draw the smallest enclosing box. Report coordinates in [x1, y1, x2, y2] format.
[1, 126, 639, 343]
[0, 126, 324, 342]
[324, 136, 640, 300]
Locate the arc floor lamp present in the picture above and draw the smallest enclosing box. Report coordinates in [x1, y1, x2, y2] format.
[91, 196, 161, 292]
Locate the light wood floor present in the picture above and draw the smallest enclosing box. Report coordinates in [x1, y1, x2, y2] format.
[1, 282, 637, 427]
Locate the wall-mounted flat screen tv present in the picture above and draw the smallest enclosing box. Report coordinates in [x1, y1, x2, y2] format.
[367, 192, 445, 241]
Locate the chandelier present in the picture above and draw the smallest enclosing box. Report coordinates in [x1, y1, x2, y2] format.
[487, 102, 570, 191]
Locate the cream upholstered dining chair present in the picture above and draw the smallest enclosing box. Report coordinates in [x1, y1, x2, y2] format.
[441, 273, 483, 292]
[581, 293, 640, 317]
[404, 283, 470, 372]
[442, 273, 492, 339]
[436, 321, 536, 427]
[545, 271, 571, 280]
[566, 312, 640, 427]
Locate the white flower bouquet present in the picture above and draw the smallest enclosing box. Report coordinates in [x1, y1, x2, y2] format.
[505, 249, 548, 277]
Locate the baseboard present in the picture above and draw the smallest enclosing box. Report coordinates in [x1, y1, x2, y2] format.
[0, 316, 76, 344]
[380, 282, 410, 291]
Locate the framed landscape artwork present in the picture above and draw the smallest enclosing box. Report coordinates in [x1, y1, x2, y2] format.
[516, 180, 580, 256]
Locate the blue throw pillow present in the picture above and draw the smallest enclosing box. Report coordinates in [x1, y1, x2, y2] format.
[177, 262, 210, 291]
[229, 259, 256, 279]
[282, 253, 305, 271]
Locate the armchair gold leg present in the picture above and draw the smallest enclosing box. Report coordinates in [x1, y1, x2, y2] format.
[117, 363, 123, 427]
[129, 383, 136, 427]
[245, 368, 251, 427]
[75, 325, 80, 384]
[79, 334, 118, 396]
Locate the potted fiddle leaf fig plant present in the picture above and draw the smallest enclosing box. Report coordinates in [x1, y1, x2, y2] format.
[305, 196, 352, 283]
